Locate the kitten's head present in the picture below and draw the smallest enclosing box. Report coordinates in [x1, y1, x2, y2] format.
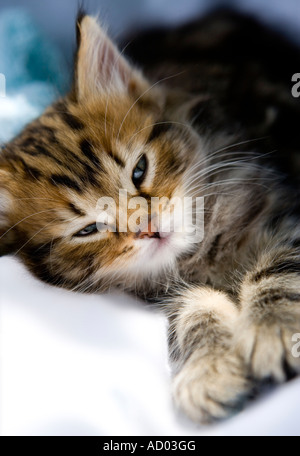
[0, 15, 201, 292]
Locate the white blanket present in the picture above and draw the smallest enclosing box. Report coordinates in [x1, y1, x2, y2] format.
[1, 256, 300, 436]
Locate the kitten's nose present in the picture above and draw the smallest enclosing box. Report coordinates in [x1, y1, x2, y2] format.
[136, 220, 160, 239]
[139, 231, 161, 239]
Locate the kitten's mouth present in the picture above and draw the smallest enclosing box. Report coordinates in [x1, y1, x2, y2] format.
[129, 229, 190, 276]
[142, 232, 173, 257]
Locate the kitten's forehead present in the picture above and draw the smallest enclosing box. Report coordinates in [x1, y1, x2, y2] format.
[6, 95, 151, 181]
[50, 96, 156, 169]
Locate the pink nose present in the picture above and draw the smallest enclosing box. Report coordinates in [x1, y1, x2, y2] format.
[136, 220, 160, 239]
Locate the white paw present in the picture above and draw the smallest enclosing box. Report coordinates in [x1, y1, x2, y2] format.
[235, 320, 300, 382]
[172, 350, 249, 423]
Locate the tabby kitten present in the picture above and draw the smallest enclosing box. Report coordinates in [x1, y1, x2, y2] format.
[1, 10, 300, 423]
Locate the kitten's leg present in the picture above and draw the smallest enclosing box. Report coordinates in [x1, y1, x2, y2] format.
[168, 287, 249, 423]
[235, 246, 300, 381]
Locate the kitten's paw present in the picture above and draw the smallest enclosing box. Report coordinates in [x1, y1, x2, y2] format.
[172, 350, 249, 423]
[235, 321, 300, 382]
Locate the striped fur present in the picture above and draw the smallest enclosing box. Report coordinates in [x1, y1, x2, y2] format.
[1, 10, 300, 422]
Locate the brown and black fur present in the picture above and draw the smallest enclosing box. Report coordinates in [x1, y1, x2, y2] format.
[126, 9, 300, 183]
[1, 9, 300, 423]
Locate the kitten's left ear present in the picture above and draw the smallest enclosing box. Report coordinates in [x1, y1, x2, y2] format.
[74, 15, 149, 100]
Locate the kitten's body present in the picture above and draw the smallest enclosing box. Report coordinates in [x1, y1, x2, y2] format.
[1, 10, 300, 422]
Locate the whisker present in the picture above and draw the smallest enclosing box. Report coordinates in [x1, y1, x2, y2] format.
[0, 209, 57, 241]
[11, 197, 63, 203]
[184, 160, 270, 192]
[184, 148, 273, 182]
[14, 214, 81, 256]
[209, 136, 269, 156]
[14, 219, 59, 256]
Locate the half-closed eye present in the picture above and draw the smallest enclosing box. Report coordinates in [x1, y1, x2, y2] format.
[73, 223, 98, 237]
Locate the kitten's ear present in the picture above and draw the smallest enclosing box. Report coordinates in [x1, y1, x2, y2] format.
[0, 169, 15, 256]
[74, 15, 148, 100]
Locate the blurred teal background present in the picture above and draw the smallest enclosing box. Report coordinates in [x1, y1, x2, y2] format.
[0, 0, 300, 60]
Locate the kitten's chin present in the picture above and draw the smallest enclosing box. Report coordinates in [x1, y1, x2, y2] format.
[92, 232, 196, 292]
[128, 232, 195, 277]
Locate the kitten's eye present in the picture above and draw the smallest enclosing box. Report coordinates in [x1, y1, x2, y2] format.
[74, 223, 98, 237]
[132, 154, 147, 188]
